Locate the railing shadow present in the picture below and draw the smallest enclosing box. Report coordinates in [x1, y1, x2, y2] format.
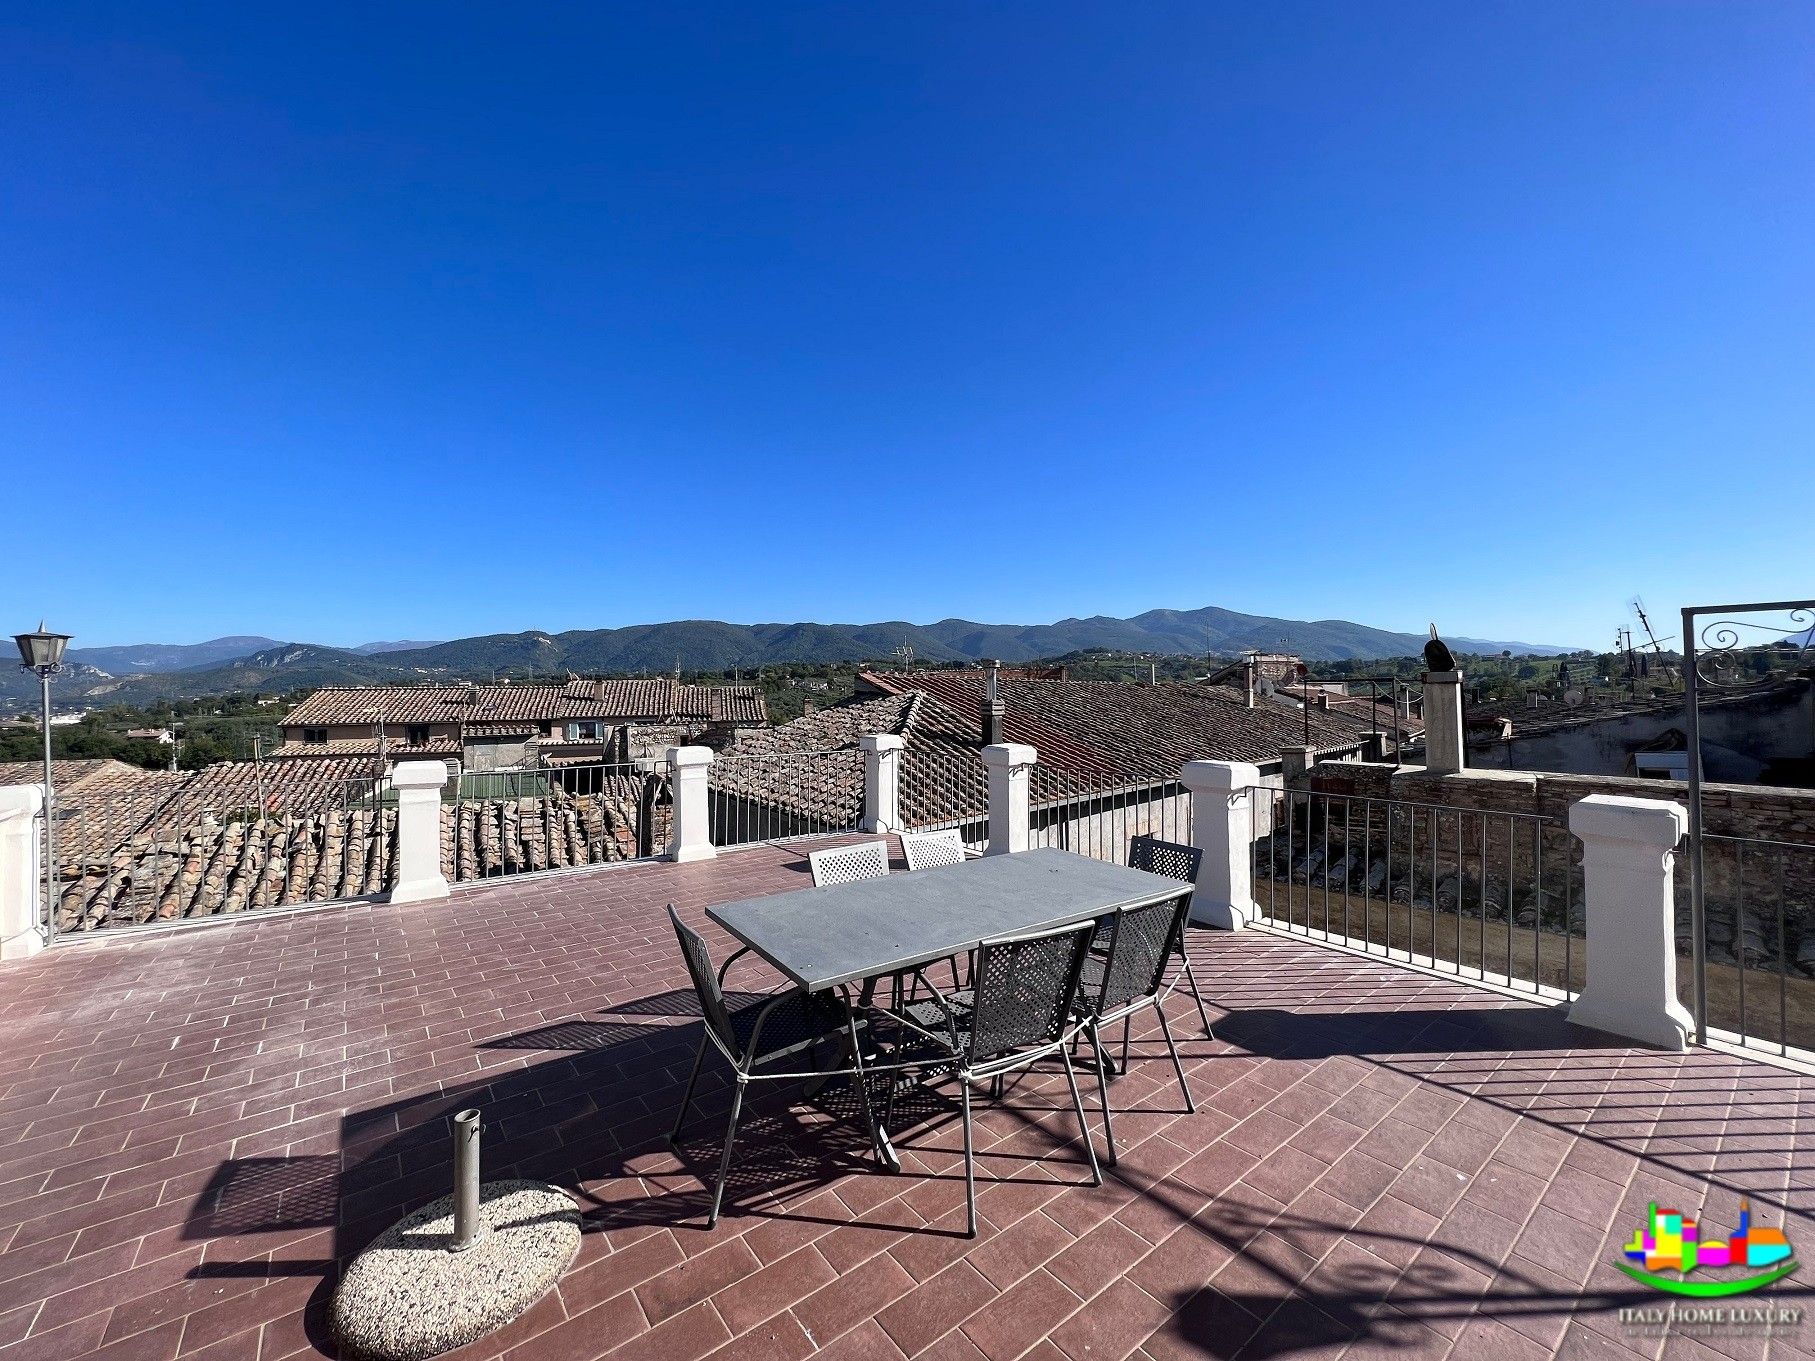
[1209, 951, 1815, 1219]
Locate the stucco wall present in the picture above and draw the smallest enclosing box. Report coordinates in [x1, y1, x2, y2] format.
[1468, 682, 1813, 783]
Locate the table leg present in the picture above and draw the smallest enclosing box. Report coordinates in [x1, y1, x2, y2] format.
[1087, 1024, 1122, 1079]
[836, 984, 900, 1173]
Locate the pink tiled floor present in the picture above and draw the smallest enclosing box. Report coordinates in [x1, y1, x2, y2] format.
[0, 840, 1812, 1361]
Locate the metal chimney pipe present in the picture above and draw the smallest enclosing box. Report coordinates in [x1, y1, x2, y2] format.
[450, 1109, 483, 1251]
[982, 660, 1005, 746]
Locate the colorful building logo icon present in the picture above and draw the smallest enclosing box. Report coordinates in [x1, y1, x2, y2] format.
[1618, 1198, 1798, 1297]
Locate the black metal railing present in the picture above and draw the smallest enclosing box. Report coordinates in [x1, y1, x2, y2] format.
[1245, 786, 1583, 997]
[1029, 765, 1190, 864]
[707, 750, 864, 848]
[53, 772, 384, 931]
[448, 758, 672, 880]
[899, 742, 989, 854]
[1685, 833, 1815, 1056]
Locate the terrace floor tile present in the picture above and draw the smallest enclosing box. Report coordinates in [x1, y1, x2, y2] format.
[0, 838, 1812, 1360]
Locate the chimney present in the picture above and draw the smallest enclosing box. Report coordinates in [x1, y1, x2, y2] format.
[593, 678, 607, 703]
[981, 659, 1004, 747]
[1244, 656, 1256, 708]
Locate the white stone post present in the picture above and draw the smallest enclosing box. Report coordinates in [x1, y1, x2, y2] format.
[859, 734, 905, 834]
[982, 743, 1037, 856]
[667, 746, 716, 863]
[1567, 794, 1693, 1051]
[1423, 670, 1465, 773]
[1182, 761, 1261, 930]
[0, 785, 46, 960]
[389, 761, 451, 904]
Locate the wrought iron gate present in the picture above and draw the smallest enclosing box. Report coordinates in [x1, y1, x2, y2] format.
[1682, 597, 1815, 1046]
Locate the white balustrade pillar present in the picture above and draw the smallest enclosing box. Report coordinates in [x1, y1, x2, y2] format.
[0, 785, 46, 960]
[1423, 670, 1466, 773]
[1567, 794, 1693, 1051]
[667, 746, 716, 863]
[982, 743, 1037, 857]
[859, 734, 906, 834]
[389, 761, 451, 904]
[1181, 761, 1261, 930]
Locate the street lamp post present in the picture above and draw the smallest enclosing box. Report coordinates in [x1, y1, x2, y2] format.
[14, 623, 71, 943]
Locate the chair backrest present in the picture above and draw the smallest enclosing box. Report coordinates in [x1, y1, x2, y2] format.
[809, 841, 890, 887]
[667, 905, 736, 1053]
[966, 920, 1095, 1064]
[901, 829, 966, 872]
[1128, 835, 1203, 886]
[1090, 892, 1191, 1016]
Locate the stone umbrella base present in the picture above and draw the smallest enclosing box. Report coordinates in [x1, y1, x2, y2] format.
[330, 1181, 582, 1361]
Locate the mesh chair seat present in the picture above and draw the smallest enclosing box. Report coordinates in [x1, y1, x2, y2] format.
[729, 989, 848, 1059]
[890, 992, 977, 1047]
[1079, 953, 1107, 993]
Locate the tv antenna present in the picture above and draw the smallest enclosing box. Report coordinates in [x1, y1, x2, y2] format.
[1629, 596, 1667, 653]
[893, 644, 914, 672]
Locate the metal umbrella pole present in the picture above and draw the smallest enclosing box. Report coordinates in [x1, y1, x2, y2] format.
[38, 670, 55, 942]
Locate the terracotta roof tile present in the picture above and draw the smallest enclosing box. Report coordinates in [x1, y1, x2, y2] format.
[861, 670, 1376, 771]
[283, 680, 765, 728]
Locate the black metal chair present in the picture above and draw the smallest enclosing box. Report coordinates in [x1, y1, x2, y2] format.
[876, 919, 1101, 1237]
[1127, 835, 1215, 1038]
[1077, 891, 1196, 1166]
[665, 905, 870, 1228]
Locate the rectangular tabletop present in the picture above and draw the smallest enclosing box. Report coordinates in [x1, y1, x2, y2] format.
[706, 847, 1188, 992]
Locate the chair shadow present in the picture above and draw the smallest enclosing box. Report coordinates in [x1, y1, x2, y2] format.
[181, 984, 947, 1350]
[601, 987, 769, 1018]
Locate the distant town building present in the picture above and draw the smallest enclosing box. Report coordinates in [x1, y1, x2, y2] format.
[1463, 679, 1813, 786]
[276, 677, 766, 772]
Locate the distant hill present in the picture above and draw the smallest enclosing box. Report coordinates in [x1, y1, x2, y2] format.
[66, 636, 284, 675]
[352, 640, 445, 655]
[375, 607, 1569, 674]
[7, 605, 1573, 710]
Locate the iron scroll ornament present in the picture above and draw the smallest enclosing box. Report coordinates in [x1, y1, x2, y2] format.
[1692, 610, 1814, 692]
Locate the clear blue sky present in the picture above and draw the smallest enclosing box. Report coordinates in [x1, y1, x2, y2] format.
[4, 4, 1810, 651]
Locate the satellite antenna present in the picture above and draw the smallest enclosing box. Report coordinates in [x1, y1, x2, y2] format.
[1564, 688, 1585, 707]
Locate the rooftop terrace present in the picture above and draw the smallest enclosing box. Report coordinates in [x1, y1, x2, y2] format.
[1, 840, 1812, 1361]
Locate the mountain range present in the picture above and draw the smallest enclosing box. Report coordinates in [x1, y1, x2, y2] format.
[6, 606, 1572, 711]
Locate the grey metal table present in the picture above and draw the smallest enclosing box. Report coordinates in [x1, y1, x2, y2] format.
[708, 848, 1187, 1169]
[708, 847, 1185, 992]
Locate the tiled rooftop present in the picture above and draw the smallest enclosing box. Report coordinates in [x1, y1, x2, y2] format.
[280, 680, 767, 730]
[1, 842, 1812, 1361]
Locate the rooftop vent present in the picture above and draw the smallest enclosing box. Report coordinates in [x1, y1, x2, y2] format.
[981, 659, 1004, 746]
